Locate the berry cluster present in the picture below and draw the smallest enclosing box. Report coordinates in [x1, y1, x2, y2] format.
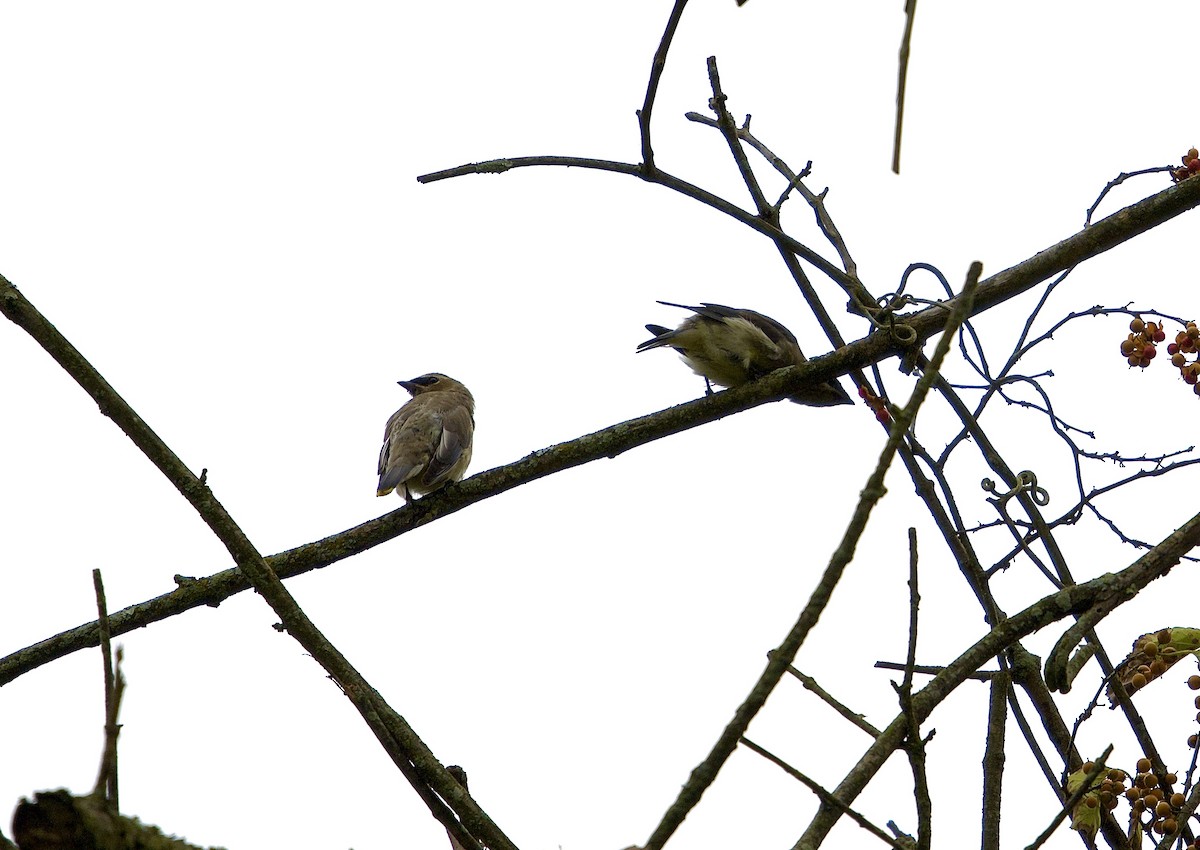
[1121, 317, 1164, 369]
[1118, 316, 1200, 398]
[1108, 627, 1200, 701]
[1067, 756, 1194, 841]
[1169, 322, 1200, 395]
[1075, 630, 1200, 842]
[1171, 147, 1200, 184]
[1127, 758, 1185, 838]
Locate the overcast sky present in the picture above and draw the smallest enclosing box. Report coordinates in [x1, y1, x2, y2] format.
[2, 3, 1199, 850]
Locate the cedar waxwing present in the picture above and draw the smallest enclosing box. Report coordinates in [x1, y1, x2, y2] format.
[636, 301, 852, 406]
[377, 373, 475, 503]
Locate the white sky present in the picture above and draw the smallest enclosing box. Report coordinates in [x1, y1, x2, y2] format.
[2, 3, 1199, 850]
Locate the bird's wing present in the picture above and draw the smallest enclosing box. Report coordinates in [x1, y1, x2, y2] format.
[655, 301, 799, 350]
[657, 301, 746, 324]
[377, 406, 430, 495]
[423, 403, 473, 487]
[377, 406, 413, 477]
[700, 303, 800, 348]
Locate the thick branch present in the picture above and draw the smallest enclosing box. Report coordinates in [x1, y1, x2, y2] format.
[6, 175, 1200, 683]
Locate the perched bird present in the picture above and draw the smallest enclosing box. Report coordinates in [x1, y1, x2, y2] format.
[377, 373, 475, 503]
[637, 301, 852, 406]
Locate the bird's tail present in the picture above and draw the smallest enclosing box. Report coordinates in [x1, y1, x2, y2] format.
[636, 324, 677, 353]
[377, 462, 419, 497]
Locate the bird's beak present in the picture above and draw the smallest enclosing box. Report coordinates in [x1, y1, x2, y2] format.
[397, 379, 419, 394]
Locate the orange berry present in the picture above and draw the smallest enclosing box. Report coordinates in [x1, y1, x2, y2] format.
[1131, 317, 1146, 333]
[1138, 757, 1153, 772]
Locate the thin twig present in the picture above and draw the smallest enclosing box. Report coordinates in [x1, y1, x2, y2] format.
[636, 0, 690, 172]
[705, 56, 771, 215]
[740, 737, 905, 850]
[873, 662, 997, 681]
[1086, 166, 1179, 225]
[892, 0, 917, 174]
[91, 569, 120, 809]
[898, 527, 931, 850]
[780, 661, 881, 737]
[981, 673, 1008, 850]
[685, 110, 860, 281]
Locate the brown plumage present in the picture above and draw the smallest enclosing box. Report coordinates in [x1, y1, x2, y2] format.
[377, 373, 475, 503]
[637, 301, 852, 406]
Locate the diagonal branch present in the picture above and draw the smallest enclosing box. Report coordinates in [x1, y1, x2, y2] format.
[637, 0, 690, 171]
[0, 273, 516, 850]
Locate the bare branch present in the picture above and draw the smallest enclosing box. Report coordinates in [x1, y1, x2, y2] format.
[636, 0, 690, 171]
[981, 673, 1008, 850]
[741, 737, 904, 850]
[892, 0, 917, 174]
[90, 569, 121, 808]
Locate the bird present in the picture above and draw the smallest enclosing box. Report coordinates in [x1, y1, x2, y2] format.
[377, 373, 475, 503]
[636, 301, 852, 406]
